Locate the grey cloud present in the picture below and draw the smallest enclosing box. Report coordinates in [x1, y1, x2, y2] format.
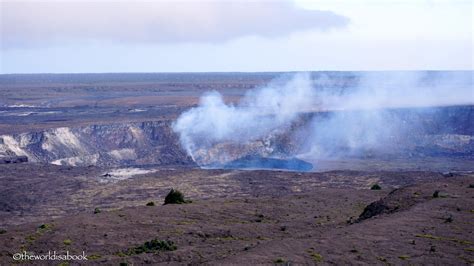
[1, 1, 349, 49]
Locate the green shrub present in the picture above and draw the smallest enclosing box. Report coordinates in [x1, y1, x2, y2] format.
[38, 224, 50, 229]
[115, 252, 127, 257]
[307, 250, 323, 262]
[94, 208, 101, 214]
[63, 239, 72, 245]
[370, 184, 382, 190]
[0, 229, 6, 234]
[146, 201, 155, 206]
[88, 254, 101, 260]
[36, 224, 54, 235]
[164, 189, 191, 205]
[273, 258, 285, 264]
[127, 239, 177, 255]
[38, 224, 53, 232]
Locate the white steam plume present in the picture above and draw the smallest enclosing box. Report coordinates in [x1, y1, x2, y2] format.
[301, 71, 473, 159]
[173, 71, 473, 165]
[172, 73, 314, 163]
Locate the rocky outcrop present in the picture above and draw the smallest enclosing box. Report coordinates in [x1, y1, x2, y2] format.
[0, 156, 28, 164]
[0, 106, 472, 168]
[0, 121, 195, 167]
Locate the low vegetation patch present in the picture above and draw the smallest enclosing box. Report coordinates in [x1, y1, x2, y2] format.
[115, 251, 127, 257]
[63, 239, 72, 245]
[26, 235, 36, 243]
[38, 223, 53, 232]
[146, 201, 155, 206]
[126, 239, 177, 255]
[24, 223, 54, 244]
[273, 258, 286, 264]
[88, 254, 102, 260]
[307, 249, 323, 263]
[370, 184, 382, 190]
[94, 207, 101, 214]
[164, 189, 191, 205]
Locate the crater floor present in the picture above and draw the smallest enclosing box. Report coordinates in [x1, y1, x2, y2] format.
[0, 164, 472, 264]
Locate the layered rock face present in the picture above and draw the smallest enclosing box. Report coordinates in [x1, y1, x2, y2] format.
[0, 121, 194, 167]
[0, 106, 472, 168]
[191, 105, 474, 166]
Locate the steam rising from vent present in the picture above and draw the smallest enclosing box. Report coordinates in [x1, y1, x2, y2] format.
[172, 73, 315, 163]
[173, 71, 473, 166]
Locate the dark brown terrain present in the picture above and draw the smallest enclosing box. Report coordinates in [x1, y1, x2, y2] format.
[0, 165, 472, 265]
[0, 72, 472, 265]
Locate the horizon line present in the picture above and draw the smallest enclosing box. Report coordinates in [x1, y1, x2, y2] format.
[1, 69, 473, 75]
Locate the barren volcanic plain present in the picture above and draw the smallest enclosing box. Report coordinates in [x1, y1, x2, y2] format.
[0, 72, 473, 265]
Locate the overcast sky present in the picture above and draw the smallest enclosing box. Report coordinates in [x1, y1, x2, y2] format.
[0, 0, 472, 73]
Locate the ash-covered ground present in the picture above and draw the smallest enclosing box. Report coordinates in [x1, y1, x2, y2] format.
[0, 72, 473, 264]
